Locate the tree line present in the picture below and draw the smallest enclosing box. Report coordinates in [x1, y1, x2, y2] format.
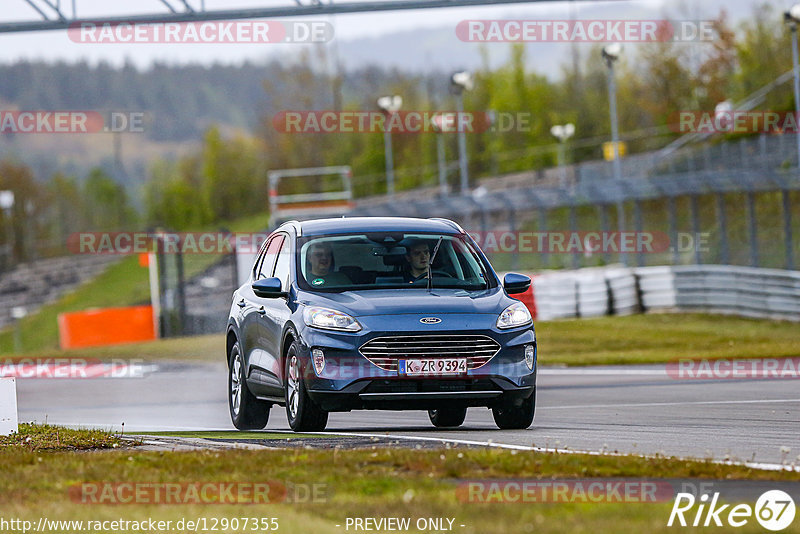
[0, 2, 794, 252]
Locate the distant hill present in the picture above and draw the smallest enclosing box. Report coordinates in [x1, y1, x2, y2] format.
[333, 0, 763, 74]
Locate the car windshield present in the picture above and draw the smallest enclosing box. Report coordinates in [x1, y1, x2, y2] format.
[296, 232, 492, 292]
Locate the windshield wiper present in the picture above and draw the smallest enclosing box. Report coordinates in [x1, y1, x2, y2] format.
[427, 236, 444, 292]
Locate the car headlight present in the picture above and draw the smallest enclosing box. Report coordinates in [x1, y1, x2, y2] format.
[303, 306, 362, 332]
[496, 301, 532, 329]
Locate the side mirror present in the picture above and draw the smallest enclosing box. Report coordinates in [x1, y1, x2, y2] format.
[253, 277, 286, 298]
[503, 273, 531, 295]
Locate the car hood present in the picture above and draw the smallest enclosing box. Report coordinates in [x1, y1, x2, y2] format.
[299, 287, 512, 317]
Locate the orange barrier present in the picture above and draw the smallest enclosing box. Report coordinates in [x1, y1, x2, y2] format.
[514, 279, 537, 320]
[58, 305, 156, 349]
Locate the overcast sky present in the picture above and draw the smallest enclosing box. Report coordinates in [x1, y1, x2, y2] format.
[0, 0, 660, 66]
[0, 0, 794, 67]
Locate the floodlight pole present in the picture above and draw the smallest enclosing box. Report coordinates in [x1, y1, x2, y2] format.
[437, 135, 447, 195]
[455, 93, 469, 194]
[378, 96, 402, 197]
[383, 126, 395, 196]
[788, 18, 800, 166]
[605, 58, 623, 183]
[603, 46, 627, 266]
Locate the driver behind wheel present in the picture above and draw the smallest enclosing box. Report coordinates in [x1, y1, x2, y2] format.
[306, 241, 351, 287]
[402, 240, 431, 283]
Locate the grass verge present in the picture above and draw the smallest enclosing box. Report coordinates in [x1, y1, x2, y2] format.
[0, 213, 272, 354]
[1, 445, 798, 534]
[0, 423, 123, 451]
[536, 312, 800, 366]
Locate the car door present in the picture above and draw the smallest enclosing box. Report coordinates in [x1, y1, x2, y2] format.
[241, 234, 283, 388]
[256, 233, 294, 394]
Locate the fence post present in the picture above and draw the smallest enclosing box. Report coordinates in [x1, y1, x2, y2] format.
[634, 199, 644, 267]
[746, 192, 759, 267]
[690, 195, 701, 265]
[176, 239, 186, 337]
[668, 196, 679, 265]
[716, 193, 729, 265]
[703, 144, 712, 170]
[569, 204, 579, 270]
[156, 236, 167, 338]
[783, 190, 795, 271]
[538, 208, 549, 269]
[508, 208, 519, 271]
[598, 204, 611, 265]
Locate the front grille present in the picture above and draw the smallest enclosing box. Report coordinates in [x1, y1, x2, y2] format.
[359, 334, 501, 372]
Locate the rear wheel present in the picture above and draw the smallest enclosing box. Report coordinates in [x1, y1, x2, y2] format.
[492, 390, 535, 430]
[229, 341, 270, 430]
[428, 407, 467, 428]
[285, 342, 328, 432]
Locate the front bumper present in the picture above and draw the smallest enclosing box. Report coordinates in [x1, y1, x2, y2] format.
[295, 313, 537, 412]
[309, 377, 535, 411]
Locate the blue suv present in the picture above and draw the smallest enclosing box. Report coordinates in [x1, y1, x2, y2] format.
[226, 217, 537, 432]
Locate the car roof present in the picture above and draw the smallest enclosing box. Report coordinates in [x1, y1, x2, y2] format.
[286, 217, 463, 237]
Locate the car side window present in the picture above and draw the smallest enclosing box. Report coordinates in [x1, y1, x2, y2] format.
[256, 235, 284, 280]
[252, 237, 270, 279]
[273, 237, 292, 291]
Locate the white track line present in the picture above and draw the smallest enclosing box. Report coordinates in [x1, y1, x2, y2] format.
[538, 398, 800, 409]
[540, 368, 667, 375]
[28, 420, 799, 472]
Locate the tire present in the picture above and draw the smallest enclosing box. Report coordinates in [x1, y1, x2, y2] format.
[428, 407, 467, 428]
[229, 340, 270, 430]
[492, 389, 535, 430]
[285, 341, 328, 432]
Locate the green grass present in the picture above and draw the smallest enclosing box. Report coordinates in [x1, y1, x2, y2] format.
[7, 313, 797, 367]
[4, 333, 224, 362]
[1, 445, 799, 534]
[0, 212, 273, 354]
[0, 255, 151, 354]
[537, 312, 800, 366]
[0, 423, 124, 451]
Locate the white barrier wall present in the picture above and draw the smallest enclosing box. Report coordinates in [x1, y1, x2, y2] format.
[527, 265, 800, 322]
[0, 377, 18, 435]
[236, 250, 258, 287]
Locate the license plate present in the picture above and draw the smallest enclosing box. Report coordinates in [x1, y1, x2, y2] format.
[399, 358, 467, 376]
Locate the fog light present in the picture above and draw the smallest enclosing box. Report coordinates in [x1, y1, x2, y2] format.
[312, 348, 325, 375]
[524, 344, 535, 371]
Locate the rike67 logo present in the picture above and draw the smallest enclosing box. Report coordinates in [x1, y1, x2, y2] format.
[668, 490, 795, 531]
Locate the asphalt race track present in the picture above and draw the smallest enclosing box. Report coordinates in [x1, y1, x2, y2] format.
[16, 362, 800, 465]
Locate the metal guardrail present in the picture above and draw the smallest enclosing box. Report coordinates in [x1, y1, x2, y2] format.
[529, 265, 800, 322]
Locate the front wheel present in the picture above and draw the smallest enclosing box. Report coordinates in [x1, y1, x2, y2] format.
[492, 390, 535, 429]
[229, 341, 270, 430]
[285, 342, 328, 432]
[428, 407, 467, 428]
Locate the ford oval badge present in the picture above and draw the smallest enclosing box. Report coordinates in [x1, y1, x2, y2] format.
[420, 317, 442, 324]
